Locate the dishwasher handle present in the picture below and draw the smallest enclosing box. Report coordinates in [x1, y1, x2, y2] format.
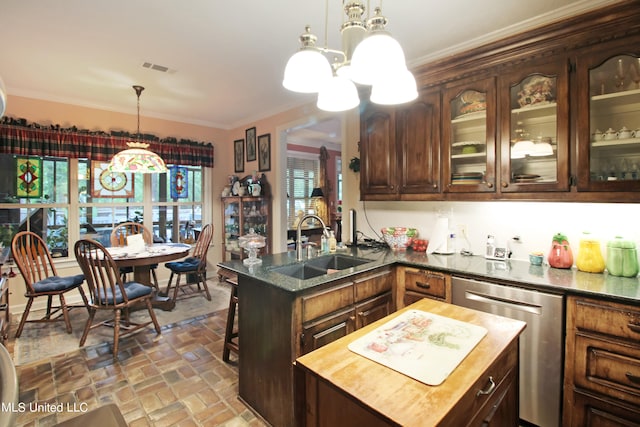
[463, 290, 543, 316]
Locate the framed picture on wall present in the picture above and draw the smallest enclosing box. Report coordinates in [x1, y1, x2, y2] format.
[245, 126, 256, 162]
[258, 133, 271, 171]
[234, 139, 244, 173]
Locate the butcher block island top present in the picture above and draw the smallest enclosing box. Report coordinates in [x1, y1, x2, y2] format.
[294, 299, 526, 427]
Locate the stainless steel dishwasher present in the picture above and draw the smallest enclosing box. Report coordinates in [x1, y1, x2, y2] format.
[452, 276, 563, 427]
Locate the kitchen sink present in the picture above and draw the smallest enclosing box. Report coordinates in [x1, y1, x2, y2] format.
[270, 263, 328, 280]
[270, 255, 373, 280]
[305, 254, 372, 270]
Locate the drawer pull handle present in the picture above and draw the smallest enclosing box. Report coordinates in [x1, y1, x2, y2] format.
[627, 323, 640, 334]
[416, 281, 431, 289]
[476, 376, 496, 397]
[626, 372, 640, 384]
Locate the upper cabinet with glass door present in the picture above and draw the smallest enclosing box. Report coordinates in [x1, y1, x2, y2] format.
[442, 78, 497, 193]
[577, 50, 640, 193]
[498, 61, 570, 193]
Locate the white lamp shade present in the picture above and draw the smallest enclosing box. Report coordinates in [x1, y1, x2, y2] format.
[283, 50, 332, 93]
[350, 31, 407, 85]
[370, 69, 418, 105]
[0, 76, 6, 118]
[316, 75, 360, 112]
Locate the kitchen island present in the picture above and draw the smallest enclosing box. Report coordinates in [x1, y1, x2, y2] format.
[295, 298, 526, 426]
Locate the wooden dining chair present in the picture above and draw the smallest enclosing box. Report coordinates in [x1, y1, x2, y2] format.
[11, 231, 88, 338]
[164, 224, 214, 303]
[110, 222, 159, 289]
[74, 239, 161, 359]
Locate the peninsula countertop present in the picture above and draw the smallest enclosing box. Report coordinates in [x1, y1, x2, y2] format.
[218, 247, 640, 304]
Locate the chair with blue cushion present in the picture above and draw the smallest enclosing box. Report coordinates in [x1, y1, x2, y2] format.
[11, 231, 89, 338]
[74, 239, 161, 358]
[164, 224, 213, 303]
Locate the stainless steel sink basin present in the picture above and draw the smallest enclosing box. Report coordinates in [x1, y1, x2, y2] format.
[270, 263, 328, 280]
[270, 255, 373, 280]
[305, 254, 372, 270]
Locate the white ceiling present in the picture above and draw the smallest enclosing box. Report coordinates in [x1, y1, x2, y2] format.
[0, 0, 618, 131]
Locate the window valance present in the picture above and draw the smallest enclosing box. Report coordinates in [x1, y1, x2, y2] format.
[0, 117, 214, 167]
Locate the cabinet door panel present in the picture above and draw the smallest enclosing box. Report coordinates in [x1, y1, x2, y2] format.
[355, 292, 392, 330]
[360, 107, 397, 196]
[576, 42, 640, 195]
[301, 281, 354, 323]
[571, 390, 640, 426]
[443, 78, 497, 193]
[397, 90, 441, 195]
[301, 308, 355, 355]
[498, 59, 570, 192]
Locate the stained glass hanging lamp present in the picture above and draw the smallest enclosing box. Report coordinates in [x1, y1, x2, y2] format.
[109, 85, 167, 174]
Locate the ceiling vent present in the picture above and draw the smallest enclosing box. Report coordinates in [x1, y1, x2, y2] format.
[142, 62, 173, 73]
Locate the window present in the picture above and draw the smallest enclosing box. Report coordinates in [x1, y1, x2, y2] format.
[286, 154, 319, 229]
[0, 154, 203, 258]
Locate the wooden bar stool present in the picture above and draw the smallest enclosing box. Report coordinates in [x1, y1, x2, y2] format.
[221, 273, 239, 362]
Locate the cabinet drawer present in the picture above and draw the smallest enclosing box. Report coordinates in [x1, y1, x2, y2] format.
[301, 281, 354, 323]
[440, 340, 518, 426]
[354, 268, 392, 302]
[574, 333, 640, 406]
[571, 389, 640, 426]
[404, 268, 448, 300]
[355, 292, 392, 329]
[573, 298, 640, 342]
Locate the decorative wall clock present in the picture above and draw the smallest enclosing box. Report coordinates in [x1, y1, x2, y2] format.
[91, 161, 134, 198]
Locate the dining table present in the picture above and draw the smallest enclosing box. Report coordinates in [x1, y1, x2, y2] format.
[107, 242, 191, 311]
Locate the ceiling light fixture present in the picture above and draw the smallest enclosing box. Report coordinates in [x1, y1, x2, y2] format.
[109, 85, 167, 174]
[283, 0, 417, 112]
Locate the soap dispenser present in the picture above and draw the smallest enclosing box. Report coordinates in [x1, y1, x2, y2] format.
[328, 230, 337, 253]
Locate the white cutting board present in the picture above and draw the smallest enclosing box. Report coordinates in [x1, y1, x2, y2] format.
[348, 309, 487, 386]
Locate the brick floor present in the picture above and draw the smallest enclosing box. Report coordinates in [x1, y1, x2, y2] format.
[4, 310, 265, 427]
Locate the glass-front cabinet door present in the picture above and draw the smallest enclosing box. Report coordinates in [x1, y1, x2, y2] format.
[222, 196, 271, 262]
[222, 197, 241, 261]
[498, 61, 570, 192]
[442, 78, 497, 193]
[577, 49, 640, 192]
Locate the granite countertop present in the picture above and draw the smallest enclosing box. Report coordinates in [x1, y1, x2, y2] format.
[218, 247, 640, 304]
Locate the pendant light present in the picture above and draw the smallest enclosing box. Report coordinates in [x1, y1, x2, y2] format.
[282, 0, 416, 112]
[109, 85, 167, 174]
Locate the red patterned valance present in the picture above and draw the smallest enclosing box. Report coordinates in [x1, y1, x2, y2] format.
[0, 117, 214, 168]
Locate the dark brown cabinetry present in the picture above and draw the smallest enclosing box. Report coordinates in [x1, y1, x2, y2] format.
[359, 2, 640, 203]
[360, 90, 440, 200]
[239, 266, 394, 427]
[563, 296, 640, 426]
[442, 77, 497, 194]
[575, 42, 640, 196]
[396, 266, 451, 307]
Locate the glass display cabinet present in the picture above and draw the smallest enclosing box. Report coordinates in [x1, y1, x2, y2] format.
[443, 78, 497, 193]
[579, 53, 640, 191]
[221, 196, 271, 262]
[499, 61, 570, 192]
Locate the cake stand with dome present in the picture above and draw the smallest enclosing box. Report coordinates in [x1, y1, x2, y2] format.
[239, 228, 266, 266]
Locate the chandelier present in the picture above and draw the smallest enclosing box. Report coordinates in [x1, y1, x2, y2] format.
[283, 0, 417, 112]
[109, 85, 167, 174]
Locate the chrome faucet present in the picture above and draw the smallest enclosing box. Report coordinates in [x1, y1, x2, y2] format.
[296, 214, 331, 261]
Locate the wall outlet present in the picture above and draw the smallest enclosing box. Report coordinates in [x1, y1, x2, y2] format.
[457, 224, 467, 238]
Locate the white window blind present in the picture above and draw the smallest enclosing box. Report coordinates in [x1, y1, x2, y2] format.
[286, 155, 319, 229]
